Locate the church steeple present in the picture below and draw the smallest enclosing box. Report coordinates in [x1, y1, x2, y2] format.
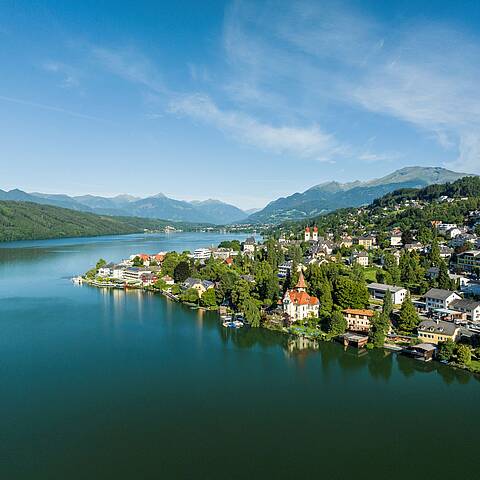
[295, 270, 306, 292]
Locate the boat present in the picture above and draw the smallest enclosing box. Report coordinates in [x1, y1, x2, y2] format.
[71, 276, 83, 285]
[220, 314, 233, 322]
[222, 320, 244, 329]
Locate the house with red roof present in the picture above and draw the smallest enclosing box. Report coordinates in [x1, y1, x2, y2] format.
[282, 271, 319, 321]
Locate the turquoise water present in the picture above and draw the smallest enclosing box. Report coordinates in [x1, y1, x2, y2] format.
[0, 232, 478, 479]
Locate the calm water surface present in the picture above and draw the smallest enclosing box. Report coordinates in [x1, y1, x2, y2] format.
[0, 232, 478, 479]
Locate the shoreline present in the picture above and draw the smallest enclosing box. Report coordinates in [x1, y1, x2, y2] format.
[79, 277, 480, 377]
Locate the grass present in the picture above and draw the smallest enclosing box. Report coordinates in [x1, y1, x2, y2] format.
[364, 267, 377, 282]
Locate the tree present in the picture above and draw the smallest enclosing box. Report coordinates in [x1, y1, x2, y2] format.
[96, 258, 107, 270]
[456, 344, 472, 365]
[333, 276, 369, 309]
[154, 278, 168, 291]
[397, 293, 419, 334]
[255, 261, 279, 305]
[243, 297, 261, 327]
[318, 281, 333, 319]
[328, 310, 347, 336]
[132, 256, 143, 267]
[428, 238, 441, 267]
[369, 312, 389, 348]
[437, 339, 455, 362]
[179, 288, 199, 304]
[382, 289, 393, 319]
[231, 279, 252, 310]
[200, 288, 217, 308]
[437, 260, 454, 290]
[173, 260, 191, 283]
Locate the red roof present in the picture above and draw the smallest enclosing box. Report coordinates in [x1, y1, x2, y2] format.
[225, 257, 233, 265]
[139, 254, 150, 261]
[313, 226, 318, 232]
[305, 226, 310, 232]
[288, 290, 319, 306]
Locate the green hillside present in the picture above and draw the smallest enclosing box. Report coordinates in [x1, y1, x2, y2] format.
[0, 201, 182, 242]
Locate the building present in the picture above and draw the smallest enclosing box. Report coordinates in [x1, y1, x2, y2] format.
[97, 262, 115, 277]
[162, 275, 175, 285]
[183, 277, 214, 296]
[450, 298, 480, 322]
[417, 319, 460, 345]
[304, 227, 311, 242]
[112, 265, 126, 280]
[367, 283, 407, 304]
[355, 235, 376, 250]
[278, 261, 293, 278]
[123, 267, 154, 284]
[424, 288, 462, 311]
[350, 251, 369, 267]
[457, 250, 480, 272]
[193, 248, 212, 260]
[242, 236, 256, 254]
[390, 232, 403, 247]
[343, 309, 375, 333]
[312, 226, 318, 242]
[283, 271, 319, 321]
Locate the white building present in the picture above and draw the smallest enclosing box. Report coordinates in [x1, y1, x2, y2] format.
[193, 248, 212, 260]
[424, 288, 462, 311]
[283, 271, 319, 321]
[367, 283, 407, 304]
[450, 299, 480, 322]
[350, 251, 369, 267]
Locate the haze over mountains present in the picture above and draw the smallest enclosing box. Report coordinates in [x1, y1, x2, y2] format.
[0, 167, 474, 225]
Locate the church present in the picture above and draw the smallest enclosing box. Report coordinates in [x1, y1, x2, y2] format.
[282, 271, 320, 321]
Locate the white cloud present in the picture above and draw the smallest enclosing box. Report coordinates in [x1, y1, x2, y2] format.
[169, 93, 343, 160]
[91, 46, 168, 94]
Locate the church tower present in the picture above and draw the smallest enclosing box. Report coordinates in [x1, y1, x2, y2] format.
[304, 227, 311, 242]
[312, 226, 318, 242]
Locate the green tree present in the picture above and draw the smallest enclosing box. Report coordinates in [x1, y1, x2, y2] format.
[428, 238, 441, 267]
[437, 339, 455, 362]
[436, 260, 454, 290]
[132, 256, 143, 267]
[154, 278, 168, 291]
[243, 297, 261, 327]
[180, 288, 199, 304]
[255, 261, 279, 305]
[173, 260, 191, 283]
[456, 344, 472, 365]
[382, 289, 393, 319]
[328, 310, 347, 336]
[96, 258, 107, 270]
[200, 288, 217, 308]
[231, 279, 252, 310]
[397, 293, 419, 333]
[369, 312, 389, 348]
[333, 276, 369, 309]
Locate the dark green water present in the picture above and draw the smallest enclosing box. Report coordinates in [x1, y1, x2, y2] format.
[0, 233, 478, 479]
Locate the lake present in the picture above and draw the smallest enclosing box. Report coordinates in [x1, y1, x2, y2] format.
[0, 232, 478, 479]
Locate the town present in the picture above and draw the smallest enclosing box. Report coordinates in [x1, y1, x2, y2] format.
[77, 180, 480, 374]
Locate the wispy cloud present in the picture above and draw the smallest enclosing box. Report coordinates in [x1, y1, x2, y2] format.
[0, 95, 107, 122]
[42, 61, 80, 89]
[169, 93, 343, 160]
[91, 46, 168, 94]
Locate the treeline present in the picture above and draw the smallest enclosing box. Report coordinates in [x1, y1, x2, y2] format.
[372, 175, 480, 207]
[0, 201, 178, 242]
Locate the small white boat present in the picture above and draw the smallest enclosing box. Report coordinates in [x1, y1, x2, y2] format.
[222, 320, 244, 329]
[71, 276, 83, 285]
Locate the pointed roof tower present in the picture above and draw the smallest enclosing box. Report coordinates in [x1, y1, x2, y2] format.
[295, 270, 307, 291]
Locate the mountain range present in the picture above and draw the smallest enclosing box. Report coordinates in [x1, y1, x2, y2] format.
[0, 167, 475, 225]
[247, 166, 474, 223]
[0, 189, 248, 224]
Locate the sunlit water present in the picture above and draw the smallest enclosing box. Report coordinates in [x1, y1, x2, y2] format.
[0, 232, 478, 479]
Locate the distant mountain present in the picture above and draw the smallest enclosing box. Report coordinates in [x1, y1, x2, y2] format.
[248, 167, 474, 224]
[190, 199, 247, 224]
[0, 189, 247, 224]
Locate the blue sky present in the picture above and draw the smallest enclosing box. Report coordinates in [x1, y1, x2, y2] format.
[1, 0, 480, 209]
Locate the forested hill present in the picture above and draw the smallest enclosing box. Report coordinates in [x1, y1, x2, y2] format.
[276, 175, 480, 236]
[0, 201, 185, 242]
